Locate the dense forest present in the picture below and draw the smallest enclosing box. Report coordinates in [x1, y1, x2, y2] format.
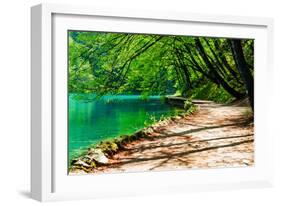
[68, 31, 254, 110]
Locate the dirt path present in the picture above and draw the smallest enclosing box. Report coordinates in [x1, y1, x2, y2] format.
[90, 100, 254, 173]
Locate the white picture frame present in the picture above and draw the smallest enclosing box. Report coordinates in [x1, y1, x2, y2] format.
[31, 3, 274, 202]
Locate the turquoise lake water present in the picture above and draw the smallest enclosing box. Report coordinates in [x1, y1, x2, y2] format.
[68, 94, 182, 160]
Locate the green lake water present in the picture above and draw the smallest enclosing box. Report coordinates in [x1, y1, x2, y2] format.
[68, 94, 183, 160]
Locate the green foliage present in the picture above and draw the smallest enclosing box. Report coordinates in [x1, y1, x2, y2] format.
[188, 82, 234, 103]
[96, 141, 119, 156]
[184, 99, 193, 110]
[144, 114, 158, 127]
[68, 31, 254, 103]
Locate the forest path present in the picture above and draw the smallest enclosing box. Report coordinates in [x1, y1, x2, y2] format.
[95, 100, 254, 173]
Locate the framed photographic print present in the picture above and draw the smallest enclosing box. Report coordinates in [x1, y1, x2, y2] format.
[31, 3, 274, 201]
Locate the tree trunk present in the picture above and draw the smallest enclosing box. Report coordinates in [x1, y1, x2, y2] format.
[175, 49, 192, 89]
[213, 39, 242, 83]
[229, 39, 254, 111]
[195, 38, 244, 99]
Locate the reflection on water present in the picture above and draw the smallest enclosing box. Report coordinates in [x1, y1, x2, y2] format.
[68, 94, 182, 159]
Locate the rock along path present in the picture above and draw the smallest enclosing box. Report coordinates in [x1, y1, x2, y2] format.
[86, 100, 254, 174]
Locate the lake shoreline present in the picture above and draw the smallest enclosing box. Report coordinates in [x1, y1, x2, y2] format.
[69, 102, 196, 174]
[68, 94, 184, 160]
[69, 100, 254, 174]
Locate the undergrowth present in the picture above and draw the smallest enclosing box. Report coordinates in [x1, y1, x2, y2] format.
[187, 82, 235, 103]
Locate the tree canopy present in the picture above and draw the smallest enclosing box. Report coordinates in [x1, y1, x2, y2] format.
[68, 31, 254, 109]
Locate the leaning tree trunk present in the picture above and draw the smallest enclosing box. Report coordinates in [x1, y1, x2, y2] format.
[194, 38, 245, 99]
[229, 39, 254, 111]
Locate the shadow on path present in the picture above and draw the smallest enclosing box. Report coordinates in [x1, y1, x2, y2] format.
[129, 134, 254, 153]
[155, 119, 252, 139]
[108, 139, 254, 169]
